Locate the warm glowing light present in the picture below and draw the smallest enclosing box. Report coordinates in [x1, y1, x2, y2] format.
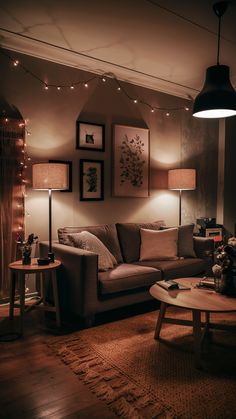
[44, 84, 49, 90]
[151, 108, 155, 113]
[102, 77, 106, 82]
[185, 106, 190, 111]
[19, 122, 25, 127]
[166, 112, 170, 117]
[117, 87, 121, 91]
[57, 86, 61, 90]
[84, 83, 88, 88]
[5, 118, 8, 123]
[70, 85, 75, 89]
[13, 60, 19, 66]
[133, 99, 138, 103]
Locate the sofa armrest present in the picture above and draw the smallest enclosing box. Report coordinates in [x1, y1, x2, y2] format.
[39, 241, 99, 318]
[193, 236, 214, 259]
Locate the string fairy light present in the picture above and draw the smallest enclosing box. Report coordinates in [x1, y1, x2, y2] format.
[0, 48, 191, 117]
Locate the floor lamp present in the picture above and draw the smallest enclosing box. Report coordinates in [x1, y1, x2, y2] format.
[32, 163, 69, 262]
[168, 169, 196, 226]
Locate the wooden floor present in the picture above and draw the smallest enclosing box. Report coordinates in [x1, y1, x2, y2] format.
[0, 303, 117, 419]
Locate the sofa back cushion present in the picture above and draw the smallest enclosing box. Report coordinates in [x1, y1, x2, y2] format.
[139, 227, 179, 261]
[58, 224, 123, 263]
[116, 221, 165, 263]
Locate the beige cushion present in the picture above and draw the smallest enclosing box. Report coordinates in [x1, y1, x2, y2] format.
[161, 224, 196, 258]
[139, 227, 178, 261]
[68, 231, 117, 271]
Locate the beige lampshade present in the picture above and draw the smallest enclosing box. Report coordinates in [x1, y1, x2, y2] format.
[32, 163, 69, 190]
[168, 169, 196, 190]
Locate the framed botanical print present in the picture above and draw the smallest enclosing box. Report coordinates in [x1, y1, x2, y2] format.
[80, 159, 104, 201]
[48, 159, 72, 192]
[76, 121, 105, 151]
[112, 124, 149, 197]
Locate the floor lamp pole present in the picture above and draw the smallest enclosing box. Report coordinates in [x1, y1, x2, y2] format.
[179, 189, 182, 226]
[48, 189, 54, 262]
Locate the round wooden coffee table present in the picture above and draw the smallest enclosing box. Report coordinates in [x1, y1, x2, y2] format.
[149, 278, 236, 368]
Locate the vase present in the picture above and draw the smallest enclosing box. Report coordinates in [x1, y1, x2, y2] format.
[22, 245, 32, 265]
[215, 268, 236, 296]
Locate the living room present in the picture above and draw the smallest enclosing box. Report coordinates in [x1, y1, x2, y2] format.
[1, 1, 236, 418]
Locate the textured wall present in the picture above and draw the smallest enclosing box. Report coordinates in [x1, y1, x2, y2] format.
[224, 117, 236, 235]
[1, 49, 219, 243]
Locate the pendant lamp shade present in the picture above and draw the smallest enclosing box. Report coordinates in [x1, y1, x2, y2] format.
[193, 1, 236, 119]
[193, 65, 236, 119]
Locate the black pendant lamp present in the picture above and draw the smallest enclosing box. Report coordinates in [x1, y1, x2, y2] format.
[193, 1, 236, 119]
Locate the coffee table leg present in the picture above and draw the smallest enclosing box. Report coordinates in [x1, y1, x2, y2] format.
[154, 302, 167, 339]
[192, 309, 202, 369]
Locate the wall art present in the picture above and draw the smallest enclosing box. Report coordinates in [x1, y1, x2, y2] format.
[76, 121, 105, 151]
[48, 159, 72, 192]
[112, 124, 149, 197]
[80, 159, 104, 201]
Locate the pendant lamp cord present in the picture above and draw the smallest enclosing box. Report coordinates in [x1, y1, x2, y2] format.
[217, 15, 221, 65]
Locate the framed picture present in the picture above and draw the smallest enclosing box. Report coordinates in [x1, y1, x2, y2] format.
[76, 121, 105, 151]
[48, 160, 72, 192]
[80, 159, 104, 201]
[112, 124, 149, 197]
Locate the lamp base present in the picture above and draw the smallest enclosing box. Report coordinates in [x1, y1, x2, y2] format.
[48, 252, 55, 263]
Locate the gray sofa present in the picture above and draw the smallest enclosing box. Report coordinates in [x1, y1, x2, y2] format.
[39, 222, 214, 324]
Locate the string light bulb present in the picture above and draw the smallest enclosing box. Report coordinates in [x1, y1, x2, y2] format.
[57, 86, 61, 90]
[13, 60, 19, 67]
[133, 99, 138, 104]
[70, 85, 75, 90]
[44, 84, 49, 90]
[84, 83, 88, 88]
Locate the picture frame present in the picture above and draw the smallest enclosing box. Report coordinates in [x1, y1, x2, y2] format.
[76, 121, 105, 151]
[48, 160, 72, 192]
[80, 159, 104, 201]
[112, 124, 149, 197]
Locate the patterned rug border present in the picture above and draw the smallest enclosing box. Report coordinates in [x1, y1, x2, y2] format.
[48, 334, 177, 419]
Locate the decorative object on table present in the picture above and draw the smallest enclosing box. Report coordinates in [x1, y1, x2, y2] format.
[212, 236, 236, 295]
[49, 160, 72, 192]
[37, 257, 51, 266]
[80, 159, 104, 201]
[76, 121, 105, 151]
[168, 169, 196, 225]
[192, 1, 236, 119]
[112, 124, 149, 197]
[16, 233, 38, 265]
[32, 163, 69, 263]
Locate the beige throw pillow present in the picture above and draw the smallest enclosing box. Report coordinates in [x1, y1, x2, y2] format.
[68, 231, 117, 271]
[139, 227, 178, 261]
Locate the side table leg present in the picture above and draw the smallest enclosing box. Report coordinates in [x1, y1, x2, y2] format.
[154, 302, 166, 339]
[9, 272, 16, 319]
[19, 272, 25, 336]
[52, 271, 61, 328]
[192, 309, 202, 369]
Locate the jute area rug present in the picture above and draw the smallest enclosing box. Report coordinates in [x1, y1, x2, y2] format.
[48, 307, 236, 419]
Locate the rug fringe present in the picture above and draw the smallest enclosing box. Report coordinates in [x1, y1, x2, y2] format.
[49, 338, 176, 419]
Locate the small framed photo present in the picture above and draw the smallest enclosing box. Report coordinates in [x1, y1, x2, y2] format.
[76, 121, 105, 151]
[49, 160, 72, 192]
[80, 159, 104, 201]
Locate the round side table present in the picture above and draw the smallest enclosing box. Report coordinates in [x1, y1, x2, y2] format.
[9, 258, 62, 335]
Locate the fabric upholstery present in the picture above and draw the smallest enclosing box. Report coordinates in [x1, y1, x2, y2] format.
[161, 224, 196, 258]
[116, 221, 165, 263]
[68, 231, 117, 271]
[58, 224, 123, 263]
[98, 263, 161, 295]
[136, 258, 206, 280]
[139, 228, 178, 261]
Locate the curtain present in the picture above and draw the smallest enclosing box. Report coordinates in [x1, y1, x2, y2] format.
[0, 118, 25, 299]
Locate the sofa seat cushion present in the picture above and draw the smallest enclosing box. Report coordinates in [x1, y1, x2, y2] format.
[58, 224, 123, 263]
[98, 263, 161, 296]
[136, 258, 206, 280]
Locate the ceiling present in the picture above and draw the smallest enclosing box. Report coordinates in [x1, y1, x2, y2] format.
[0, 0, 236, 99]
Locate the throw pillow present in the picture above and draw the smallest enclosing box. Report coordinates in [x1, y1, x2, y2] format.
[139, 227, 178, 261]
[68, 231, 117, 271]
[161, 224, 196, 258]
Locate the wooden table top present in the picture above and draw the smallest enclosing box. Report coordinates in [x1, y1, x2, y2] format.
[150, 278, 236, 312]
[9, 258, 61, 273]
